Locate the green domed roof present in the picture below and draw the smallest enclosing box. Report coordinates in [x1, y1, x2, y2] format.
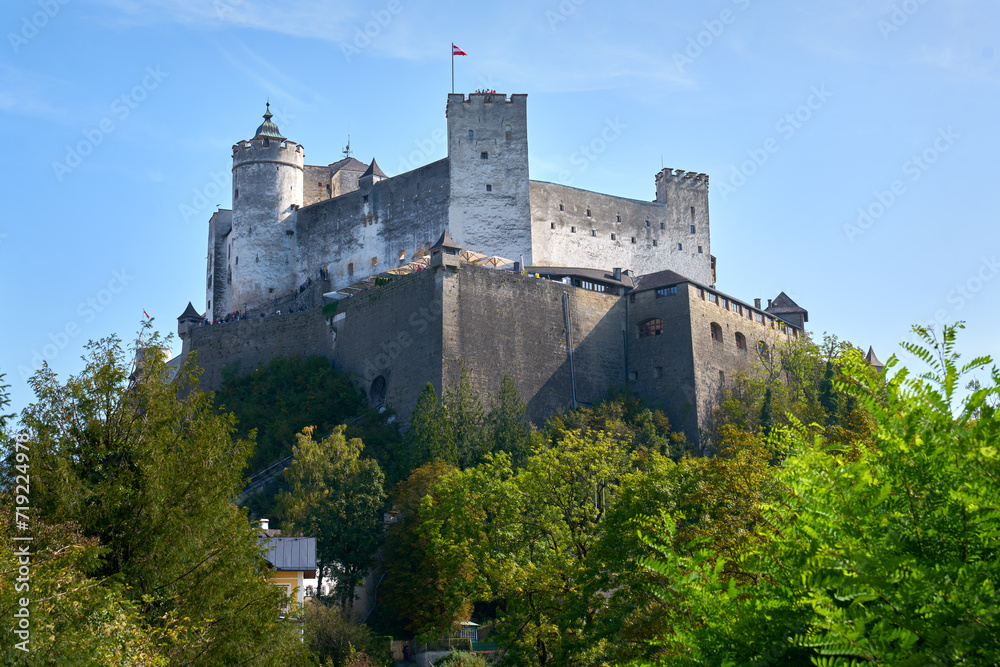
[253, 102, 286, 141]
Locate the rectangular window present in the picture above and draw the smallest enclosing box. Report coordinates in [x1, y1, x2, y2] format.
[486, 184, 492, 192]
[645, 220, 650, 227]
[691, 206, 696, 219]
[348, 262, 354, 275]
[655, 366, 663, 378]
[697, 288, 705, 299]
[586, 209, 592, 217]
[616, 215, 621, 222]
[708, 292, 718, 304]
[660, 222, 665, 230]
[656, 286, 677, 298]
[677, 243, 683, 250]
[481, 152, 488, 160]
[611, 233, 617, 241]
[469, 130, 474, 138]
[698, 246, 704, 253]
[631, 237, 636, 244]
[551, 222, 556, 229]
[559, 204, 565, 211]
[755, 312, 764, 323]
[653, 239, 658, 246]
[591, 230, 597, 237]
[690, 224, 696, 234]
[719, 370, 725, 384]
[363, 194, 369, 202]
[398, 250, 405, 261]
[571, 226, 576, 233]
[372, 256, 378, 267]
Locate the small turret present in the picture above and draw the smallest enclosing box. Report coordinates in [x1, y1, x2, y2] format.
[430, 229, 462, 268]
[359, 158, 387, 189]
[177, 302, 206, 354]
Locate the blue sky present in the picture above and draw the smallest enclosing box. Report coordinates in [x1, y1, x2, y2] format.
[1, 0, 997, 414]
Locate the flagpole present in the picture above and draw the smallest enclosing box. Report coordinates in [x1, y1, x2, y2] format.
[451, 42, 455, 94]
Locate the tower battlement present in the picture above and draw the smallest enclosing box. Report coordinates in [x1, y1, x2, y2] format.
[656, 168, 710, 189]
[232, 139, 304, 164]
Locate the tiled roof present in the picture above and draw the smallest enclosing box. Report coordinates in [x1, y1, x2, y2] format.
[766, 291, 806, 314]
[178, 302, 202, 320]
[262, 537, 316, 571]
[361, 158, 387, 178]
[631, 269, 695, 293]
[866, 346, 884, 368]
[432, 229, 461, 250]
[327, 157, 369, 173]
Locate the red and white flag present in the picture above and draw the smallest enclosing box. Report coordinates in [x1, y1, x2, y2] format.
[452, 44, 467, 56]
[143, 310, 150, 319]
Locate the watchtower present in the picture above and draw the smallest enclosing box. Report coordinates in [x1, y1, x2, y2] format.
[229, 104, 304, 310]
[446, 92, 532, 265]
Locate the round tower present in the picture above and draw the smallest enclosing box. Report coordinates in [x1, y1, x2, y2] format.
[229, 103, 304, 310]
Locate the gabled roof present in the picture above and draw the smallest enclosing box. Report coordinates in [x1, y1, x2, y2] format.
[252, 102, 286, 141]
[866, 346, 884, 369]
[178, 302, 202, 320]
[262, 537, 316, 571]
[631, 269, 694, 293]
[766, 292, 806, 314]
[765, 291, 808, 322]
[327, 157, 369, 173]
[361, 158, 386, 178]
[431, 230, 461, 250]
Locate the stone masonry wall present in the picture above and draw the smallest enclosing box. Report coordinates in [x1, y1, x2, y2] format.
[330, 268, 444, 424]
[445, 265, 625, 423]
[185, 309, 334, 392]
[529, 180, 713, 285]
[294, 159, 450, 291]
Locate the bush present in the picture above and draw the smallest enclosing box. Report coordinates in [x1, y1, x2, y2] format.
[433, 651, 488, 667]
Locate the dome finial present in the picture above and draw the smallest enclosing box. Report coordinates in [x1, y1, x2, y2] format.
[253, 100, 285, 141]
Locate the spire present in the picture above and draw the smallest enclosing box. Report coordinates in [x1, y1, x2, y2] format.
[865, 346, 885, 371]
[361, 158, 387, 179]
[253, 102, 286, 141]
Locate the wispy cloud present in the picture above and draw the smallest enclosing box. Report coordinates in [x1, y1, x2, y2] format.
[0, 63, 74, 123]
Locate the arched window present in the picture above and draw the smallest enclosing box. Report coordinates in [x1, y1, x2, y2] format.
[710, 322, 722, 342]
[370, 375, 387, 408]
[735, 332, 747, 351]
[638, 318, 663, 338]
[757, 341, 770, 361]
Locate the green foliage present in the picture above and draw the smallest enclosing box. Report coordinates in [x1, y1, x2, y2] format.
[8, 329, 307, 665]
[380, 460, 469, 636]
[302, 601, 392, 667]
[406, 370, 534, 472]
[433, 651, 489, 666]
[280, 426, 388, 612]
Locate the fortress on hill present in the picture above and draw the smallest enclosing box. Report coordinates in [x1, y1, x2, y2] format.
[174, 92, 811, 447]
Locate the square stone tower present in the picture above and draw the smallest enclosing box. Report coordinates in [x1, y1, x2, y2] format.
[446, 93, 532, 264]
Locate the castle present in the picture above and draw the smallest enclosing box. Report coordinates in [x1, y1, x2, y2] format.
[176, 92, 808, 447]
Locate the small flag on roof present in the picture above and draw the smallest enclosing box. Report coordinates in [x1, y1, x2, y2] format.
[452, 44, 467, 56]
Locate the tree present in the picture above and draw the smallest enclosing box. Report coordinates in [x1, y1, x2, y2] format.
[301, 601, 392, 667]
[444, 365, 489, 469]
[380, 460, 470, 636]
[407, 383, 456, 469]
[10, 332, 307, 665]
[281, 426, 387, 612]
[488, 374, 532, 469]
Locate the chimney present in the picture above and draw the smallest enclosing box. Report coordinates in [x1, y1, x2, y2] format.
[754, 298, 761, 309]
[767, 299, 773, 308]
[613, 267, 622, 281]
[259, 519, 269, 531]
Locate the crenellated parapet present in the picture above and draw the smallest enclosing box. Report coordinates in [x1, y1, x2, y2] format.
[655, 168, 710, 189]
[232, 139, 305, 170]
